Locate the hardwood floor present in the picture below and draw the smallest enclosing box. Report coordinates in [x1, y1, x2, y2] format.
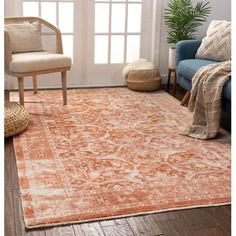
[4, 86, 231, 236]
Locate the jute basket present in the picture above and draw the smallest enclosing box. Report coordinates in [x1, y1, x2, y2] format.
[4, 102, 30, 138]
[126, 68, 162, 92]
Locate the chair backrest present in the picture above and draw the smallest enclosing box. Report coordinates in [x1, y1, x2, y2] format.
[4, 17, 64, 69]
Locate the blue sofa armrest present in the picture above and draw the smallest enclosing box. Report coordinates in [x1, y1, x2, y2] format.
[176, 40, 202, 67]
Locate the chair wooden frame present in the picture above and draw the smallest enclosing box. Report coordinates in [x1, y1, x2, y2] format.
[4, 16, 71, 105]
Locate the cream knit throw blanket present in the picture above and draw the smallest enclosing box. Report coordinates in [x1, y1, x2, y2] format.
[183, 61, 231, 139]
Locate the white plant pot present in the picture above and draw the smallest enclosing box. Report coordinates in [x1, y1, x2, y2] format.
[168, 46, 176, 70]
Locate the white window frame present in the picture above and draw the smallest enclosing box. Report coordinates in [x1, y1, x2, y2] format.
[94, 0, 143, 65]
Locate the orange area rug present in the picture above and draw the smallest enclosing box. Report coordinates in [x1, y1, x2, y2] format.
[11, 88, 231, 229]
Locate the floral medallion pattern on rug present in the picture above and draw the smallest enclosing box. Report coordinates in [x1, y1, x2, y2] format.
[11, 88, 231, 228]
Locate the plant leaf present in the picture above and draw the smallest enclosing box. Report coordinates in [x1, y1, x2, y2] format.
[164, 0, 211, 44]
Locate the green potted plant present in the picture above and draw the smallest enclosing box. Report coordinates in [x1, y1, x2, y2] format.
[164, 0, 211, 69]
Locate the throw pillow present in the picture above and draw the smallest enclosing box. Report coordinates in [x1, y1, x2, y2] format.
[5, 21, 44, 53]
[195, 20, 231, 61]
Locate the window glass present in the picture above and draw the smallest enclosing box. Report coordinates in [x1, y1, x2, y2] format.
[127, 4, 142, 33]
[110, 35, 125, 63]
[126, 35, 140, 63]
[95, 36, 109, 64]
[58, 2, 74, 33]
[23, 2, 39, 16]
[111, 4, 126, 33]
[95, 3, 109, 33]
[41, 2, 57, 26]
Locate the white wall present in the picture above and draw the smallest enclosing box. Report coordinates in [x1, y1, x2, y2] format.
[157, 0, 231, 80]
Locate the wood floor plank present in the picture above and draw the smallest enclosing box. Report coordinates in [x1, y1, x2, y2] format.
[168, 219, 192, 236]
[12, 189, 28, 236]
[178, 208, 212, 231]
[160, 208, 224, 234]
[4, 139, 15, 236]
[155, 219, 186, 236]
[73, 222, 105, 236]
[207, 206, 231, 234]
[100, 218, 128, 227]
[26, 229, 46, 236]
[221, 205, 231, 218]
[4, 138, 16, 236]
[152, 210, 179, 222]
[191, 207, 221, 229]
[191, 226, 230, 236]
[127, 215, 163, 236]
[102, 224, 135, 236]
[5, 188, 15, 236]
[45, 226, 76, 236]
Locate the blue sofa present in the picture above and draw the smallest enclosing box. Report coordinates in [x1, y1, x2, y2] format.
[176, 40, 231, 114]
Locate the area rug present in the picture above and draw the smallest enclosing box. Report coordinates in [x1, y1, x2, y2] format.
[10, 88, 231, 229]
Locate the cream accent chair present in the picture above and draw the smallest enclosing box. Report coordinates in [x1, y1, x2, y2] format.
[4, 16, 72, 105]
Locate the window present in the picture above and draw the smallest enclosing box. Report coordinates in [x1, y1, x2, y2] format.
[94, 0, 143, 64]
[22, 0, 74, 59]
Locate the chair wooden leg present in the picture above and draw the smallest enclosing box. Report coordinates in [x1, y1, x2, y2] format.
[180, 91, 191, 106]
[61, 71, 67, 105]
[18, 77, 24, 105]
[32, 75, 37, 94]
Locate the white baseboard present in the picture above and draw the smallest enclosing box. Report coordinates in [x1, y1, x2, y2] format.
[4, 73, 171, 91]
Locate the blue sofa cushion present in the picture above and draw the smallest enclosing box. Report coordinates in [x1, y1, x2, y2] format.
[178, 59, 231, 103]
[178, 59, 217, 82]
[222, 79, 231, 101]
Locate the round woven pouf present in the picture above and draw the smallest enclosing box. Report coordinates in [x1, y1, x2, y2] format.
[126, 68, 162, 92]
[123, 59, 162, 92]
[4, 102, 30, 138]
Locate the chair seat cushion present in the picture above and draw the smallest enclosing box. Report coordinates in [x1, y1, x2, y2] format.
[178, 59, 217, 81]
[9, 52, 72, 73]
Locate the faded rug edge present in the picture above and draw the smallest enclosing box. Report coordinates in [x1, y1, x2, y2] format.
[24, 202, 231, 229]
